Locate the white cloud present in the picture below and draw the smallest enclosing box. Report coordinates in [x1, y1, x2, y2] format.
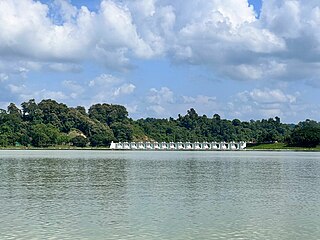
[128, 0, 156, 18]
[261, 0, 302, 38]
[145, 87, 174, 116]
[0, 60, 39, 79]
[248, 89, 296, 104]
[63, 80, 84, 91]
[51, 0, 78, 23]
[182, 95, 216, 105]
[62, 80, 85, 99]
[89, 74, 122, 87]
[147, 105, 166, 115]
[126, 1, 175, 56]
[0, 0, 158, 75]
[0, 0, 86, 61]
[147, 87, 174, 104]
[0, 73, 8, 82]
[48, 63, 82, 72]
[88, 73, 136, 103]
[3, 72, 136, 107]
[124, 104, 138, 114]
[237, 88, 298, 106]
[6, 83, 68, 102]
[178, 94, 220, 117]
[34, 90, 68, 101]
[228, 88, 300, 120]
[169, 1, 287, 82]
[8, 84, 26, 94]
[142, 87, 176, 117]
[113, 83, 136, 96]
[143, 87, 221, 118]
[1, 0, 320, 122]
[232, 61, 287, 81]
[1, 0, 320, 83]
[97, 0, 154, 59]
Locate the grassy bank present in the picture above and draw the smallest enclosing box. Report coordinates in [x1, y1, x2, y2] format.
[246, 143, 320, 151]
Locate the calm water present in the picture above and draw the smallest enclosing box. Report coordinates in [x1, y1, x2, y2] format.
[1, 150, 320, 240]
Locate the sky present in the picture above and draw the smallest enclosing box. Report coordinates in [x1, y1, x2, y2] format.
[0, 0, 319, 123]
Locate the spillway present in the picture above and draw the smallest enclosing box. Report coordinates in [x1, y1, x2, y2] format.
[110, 141, 246, 150]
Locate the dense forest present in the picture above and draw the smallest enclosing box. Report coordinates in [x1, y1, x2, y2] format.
[0, 99, 319, 148]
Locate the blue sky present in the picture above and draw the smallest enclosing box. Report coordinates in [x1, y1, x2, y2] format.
[0, 0, 319, 123]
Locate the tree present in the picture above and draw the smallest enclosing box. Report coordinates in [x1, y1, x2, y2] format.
[0, 134, 8, 147]
[21, 99, 43, 123]
[178, 109, 199, 130]
[30, 124, 60, 147]
[288, 125, 320, 148]
[71, 136, 88, 147]
[89, 104, 128, 125]
[38, 99, 69, 131]
[75, 106, 87, 116]
[88, 121, 115, 147]
[0, 98, 316, 148]
[232, 119, 241, 127]
[110, 122, 133, 142]
[213, 114, 221, 121]
[7, 103, 22, 116]
[0, 109, 7, 120]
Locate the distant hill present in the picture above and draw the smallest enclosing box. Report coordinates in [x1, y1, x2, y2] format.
[0, 99, 319, 148]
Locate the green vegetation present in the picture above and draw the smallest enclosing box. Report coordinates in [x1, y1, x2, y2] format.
[0, 99, 319, 149]
[246, 143, 320, 151]
[247, 142, 288, 150]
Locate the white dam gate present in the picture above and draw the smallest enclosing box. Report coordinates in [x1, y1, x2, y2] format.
[110, 141, 246, 151]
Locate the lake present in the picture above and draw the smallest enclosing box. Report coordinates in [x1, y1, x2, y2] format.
[0, 150, 320, 239]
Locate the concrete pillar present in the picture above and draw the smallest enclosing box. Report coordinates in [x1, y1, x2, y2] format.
[220, 142, 225, 150]
[185, 142, 190, 150]
[154, 142, 160, 150]
[138, 142, 144, 149]
[146, 142, 152, 150]
[132, 142, 137, 150]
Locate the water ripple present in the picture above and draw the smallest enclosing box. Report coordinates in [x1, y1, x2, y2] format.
[1, 151, 320, 239]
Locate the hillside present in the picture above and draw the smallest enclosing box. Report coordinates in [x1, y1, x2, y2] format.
[0, 99, 319, 148]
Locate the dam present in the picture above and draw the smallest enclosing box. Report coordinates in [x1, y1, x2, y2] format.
[110, 141, 246, 151]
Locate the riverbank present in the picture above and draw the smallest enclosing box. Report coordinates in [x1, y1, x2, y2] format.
[246, 142, 320, 151]
[0, 146, 110, 150]
[1, 142, 320, 151]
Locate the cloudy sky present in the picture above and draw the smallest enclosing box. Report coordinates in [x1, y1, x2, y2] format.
[0, 0, 319, 122]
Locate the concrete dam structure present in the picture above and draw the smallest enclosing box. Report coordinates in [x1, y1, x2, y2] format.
[110, 141, 246, 151]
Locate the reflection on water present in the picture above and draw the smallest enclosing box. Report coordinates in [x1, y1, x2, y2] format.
[1, 150, 320, 239]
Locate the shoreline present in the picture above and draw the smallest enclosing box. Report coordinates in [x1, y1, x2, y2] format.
[1, 147, 320, 152]
[1, 142, 320, 152]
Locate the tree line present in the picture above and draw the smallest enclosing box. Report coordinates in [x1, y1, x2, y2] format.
[0, 99, 319, 148]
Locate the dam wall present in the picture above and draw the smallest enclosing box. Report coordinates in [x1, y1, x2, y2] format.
[110, 141, 246, 150]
